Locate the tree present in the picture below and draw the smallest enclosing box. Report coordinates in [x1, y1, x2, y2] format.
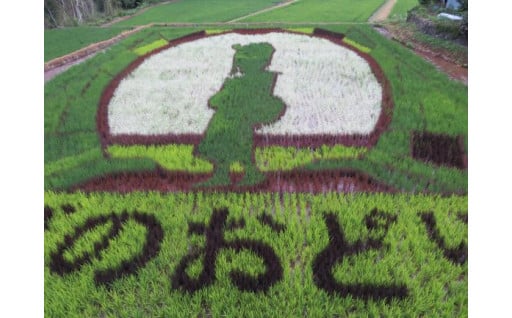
[459, 0, 468, 11]
[44, 0, 144, 28]
[119, 0, 144, 9]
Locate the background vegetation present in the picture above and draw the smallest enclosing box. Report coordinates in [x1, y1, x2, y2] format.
[389, 0, 420, 21]
[44, 0, 167, 28]
[413, 0, 468, 42]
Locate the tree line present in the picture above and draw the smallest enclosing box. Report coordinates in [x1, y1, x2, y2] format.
[44, 0, 165, 28]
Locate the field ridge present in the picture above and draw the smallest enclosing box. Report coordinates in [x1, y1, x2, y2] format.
[228, 0, 298, 23]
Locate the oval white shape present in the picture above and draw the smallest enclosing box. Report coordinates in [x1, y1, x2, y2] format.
[108, 32, 382, 136]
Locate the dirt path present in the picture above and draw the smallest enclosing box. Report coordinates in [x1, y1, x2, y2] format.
[368, 0, 467, 85]
[417, 47, 467, 85]
[44, 25, 150, 81]
[368, 0, 397, 23]
[375, 25, 467, 85]
[227, 0, 297, 23]
[45, 53, 98, 83]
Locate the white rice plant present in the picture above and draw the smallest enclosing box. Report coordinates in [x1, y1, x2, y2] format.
[108, 32, 382, 136]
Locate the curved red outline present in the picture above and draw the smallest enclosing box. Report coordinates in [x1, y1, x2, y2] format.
[72, 168, 396, 194]
[89, 28, 397, 193]
[97, 28, 393, 151]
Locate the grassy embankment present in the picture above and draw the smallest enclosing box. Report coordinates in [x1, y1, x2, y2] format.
[384, 1, 468, 65]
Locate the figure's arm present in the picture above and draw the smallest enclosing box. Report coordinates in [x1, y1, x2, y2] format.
[208, 94, 220, 110]
[209, 88, 231, 110]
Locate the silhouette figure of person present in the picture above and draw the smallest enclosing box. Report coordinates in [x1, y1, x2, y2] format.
[196, 43, 285, 187]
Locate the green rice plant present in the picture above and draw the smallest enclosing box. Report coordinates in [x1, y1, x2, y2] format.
[45, 191, 467, 317]
[44, 25, 467, 193]
[133, 38, 168, 55]
[45, 149, 103, 176]
[61, 221, 115, 262]
[314, 144, 367, 160]
[345, 26, 377, 50]
[107, 144, 213, 173]
[205, 29, 230, 35]
[45, 27, 201, 189]
[113, 0, 279, 26]
[44, 157, 157, 191]
[256, 145, 367, 171]
[302, 25, 467, 193]
[196, 42, 285, 187]
[285, 27, 314, 35]
[229, 161, 245, 173]
[256, 146, 315, 172]
[343, 37, 372, 53]
[155, 27, 202, 40]
[44, 133, 100, 164]
[421, 90, 467, 134]
[45, 26, 128, 62]
[240, 0, 387, 23]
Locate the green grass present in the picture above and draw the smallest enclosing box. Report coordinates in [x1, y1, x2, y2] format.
[256, 145, 367, 171]
[108, 144, 213, 173]
[240, 0, 386, 23]
[343, 37, 372, 53]
[229, 161, 245, 173]
[44, 26, 128, 62]
[45, 191, 467, 317]
[389, 0, 419, 21]
[113, 0, 279, 26]
[284, 27, 315, 34]
[107, 144, 366, 173]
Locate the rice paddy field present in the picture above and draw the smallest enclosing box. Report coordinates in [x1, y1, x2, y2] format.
[44, 26, 129, 62]
[43, 0, 469, 316]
